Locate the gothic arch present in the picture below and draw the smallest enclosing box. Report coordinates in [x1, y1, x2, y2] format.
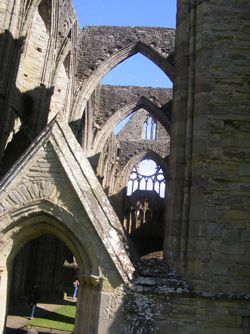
[52, 37, 72, 84]
[1, 202, 98, 275]
[71, 41, 174, 122]
[20, 0, 43, 37]
[114, 149, 169, 196]
[0, 115, 136, 334]
[90, 96, 171, 157]
[3, 0, 43, 38]
[0, 201, 113, 334]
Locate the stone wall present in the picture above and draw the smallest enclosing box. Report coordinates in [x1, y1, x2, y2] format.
[0, 0, 81, 176]
[84, 85, 172, 159]
[100, 285, 250, 334]
[79, 25, 175, 83]
[71, 26, 175, 121]
[117, 109, 170, 169]
[165, 0, 250, 296]
[91, 89, 171, 229]
[97, 85, 172, 129]
[0, 0, 249, 333]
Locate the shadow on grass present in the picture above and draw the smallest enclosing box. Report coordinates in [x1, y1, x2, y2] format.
[8, 296, 74, 317]
[32, 308, 75, 325]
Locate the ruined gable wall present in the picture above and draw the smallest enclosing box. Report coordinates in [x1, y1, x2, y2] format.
[117, 109, 170, 170]
[117, 109, 168, 142]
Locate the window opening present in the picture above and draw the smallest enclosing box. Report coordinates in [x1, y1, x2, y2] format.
[127, 159, 165, 198]
[142, 116, 157, 140]
[114, 113, 134, 135]
[143, 122, 147, 139]
[101, 53, 173, 88]
[152, 122, 157, 140]
[147, 117, 152, 139]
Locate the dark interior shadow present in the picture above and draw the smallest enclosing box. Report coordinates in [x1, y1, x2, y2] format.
[8, 296, 75, 317]
[0, 31, 54, 179]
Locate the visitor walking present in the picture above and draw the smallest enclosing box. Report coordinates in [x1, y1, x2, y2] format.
[28, 283, 40, 320]
[72, 277, 79, 300]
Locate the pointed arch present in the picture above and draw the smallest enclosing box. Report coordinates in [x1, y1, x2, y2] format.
[0, 202, 93, 334]
[20, 0, 43, 37]
[1, 202, 98, 276]
[90, 96, 171, 157]
[70, 41, 174, 122]
[52, 36, 72, 84]
[115, 149, 169, 195]
[3, 0, 43, 37]
[0, 115, 137, 334]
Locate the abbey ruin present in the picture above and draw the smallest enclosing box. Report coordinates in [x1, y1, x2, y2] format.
[0, 0, 249, 333]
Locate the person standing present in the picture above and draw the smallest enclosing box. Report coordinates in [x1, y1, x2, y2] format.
[72, 277, 79, 300]
[28, 283, 40, 320]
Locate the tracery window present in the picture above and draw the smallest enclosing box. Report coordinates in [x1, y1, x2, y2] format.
[142, 116, 157, 140]
[127, 159, 165, 198]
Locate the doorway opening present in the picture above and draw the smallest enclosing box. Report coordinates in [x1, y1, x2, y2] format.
[7, 234, 78, 334]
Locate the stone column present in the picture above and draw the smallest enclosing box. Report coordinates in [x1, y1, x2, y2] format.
[0, 267, 7, 334]
[74, 275, 101, 334]
[164, 0, 193, 269]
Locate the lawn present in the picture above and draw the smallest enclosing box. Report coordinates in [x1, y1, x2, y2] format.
[28, 305, 76, 331]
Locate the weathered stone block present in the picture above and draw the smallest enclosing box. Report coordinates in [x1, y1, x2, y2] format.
[207, 223, 223, 237]
[221, 241, 245, 255]
[210, 260, 228, 275]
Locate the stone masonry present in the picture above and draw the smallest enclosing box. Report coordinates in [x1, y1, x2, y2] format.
[0, 0, 249, 333]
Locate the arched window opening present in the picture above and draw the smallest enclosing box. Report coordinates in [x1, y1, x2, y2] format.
[101, 53, 173, 88]
[142, 116, 157, 140]
[147, 117, 152, 139]
[143, 122, 147, 139]
[152, 122, 157, 140]
[127, 159, 165, 198]
[7, 234, 78, 329]
[114, 113, 134, 135]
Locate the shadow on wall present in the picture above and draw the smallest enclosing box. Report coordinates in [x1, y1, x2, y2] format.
[0, 31, 54, 179]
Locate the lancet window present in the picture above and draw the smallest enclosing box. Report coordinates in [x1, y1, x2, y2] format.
[142, 116, 157, 140]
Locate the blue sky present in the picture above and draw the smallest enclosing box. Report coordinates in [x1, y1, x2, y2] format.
[72, 0, 176, 88]
[72, 0, 176, 29]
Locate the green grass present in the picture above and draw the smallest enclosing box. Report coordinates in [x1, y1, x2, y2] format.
[28, 305, 76, 331]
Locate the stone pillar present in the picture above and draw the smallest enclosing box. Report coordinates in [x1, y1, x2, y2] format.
[74, 275, 101, 334]
[164, 0, 193, 269]
[165, 0, 250, 294]
[0, 267, 7, 334]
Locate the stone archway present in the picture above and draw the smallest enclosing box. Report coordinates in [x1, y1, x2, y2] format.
[9, 233, 77, 301]
[114, 152, 169, 256]
[90, 96, 171, 158]
[0, 203, 104, 333]
[0, 115, 136, 334]
[110, 149, 169, 227]
[71, 26, 175, 122]
[115, 149, 169, 196]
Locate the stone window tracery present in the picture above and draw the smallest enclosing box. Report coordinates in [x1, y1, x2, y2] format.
[127, 159, 165, 198]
